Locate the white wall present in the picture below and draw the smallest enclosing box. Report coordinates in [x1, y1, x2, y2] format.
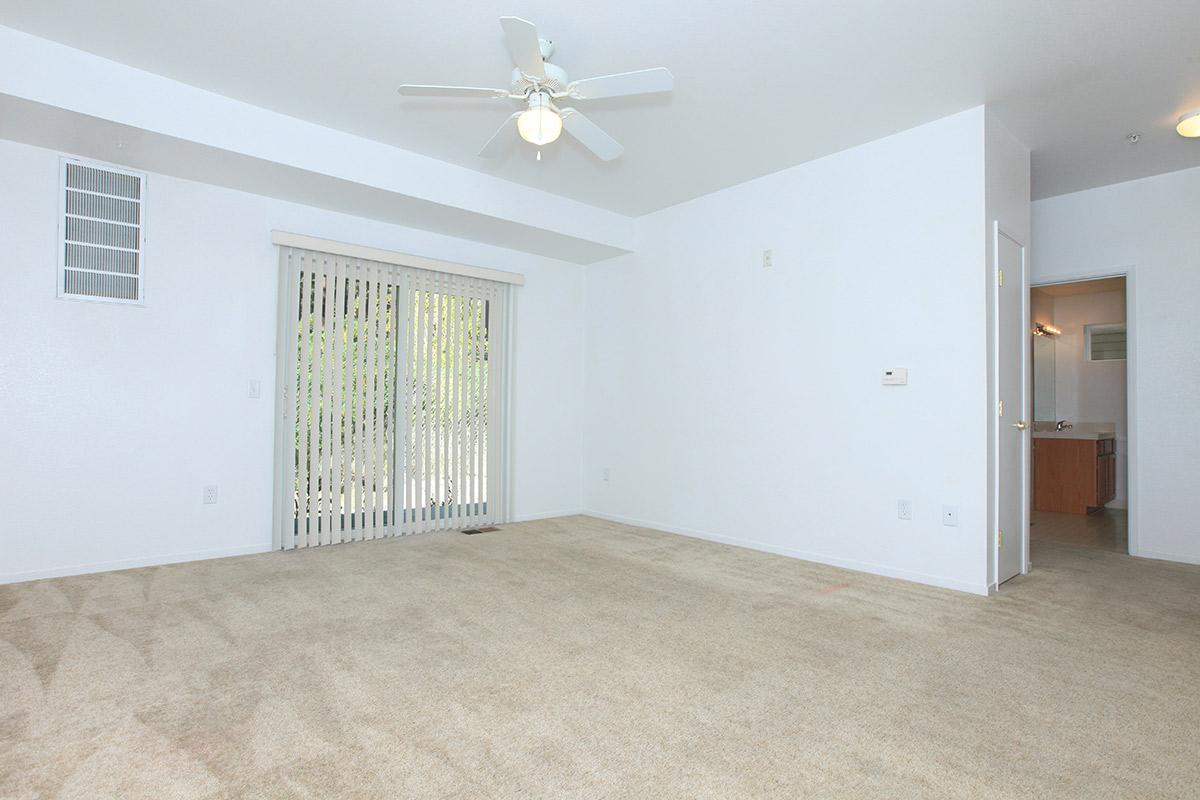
[1030, 291, 1054, 326]
[1033, 164, 1200, 564]
[582, 108, 993, 594]
[1049, 290, 1128, 508]
[0, 138, 584, 582]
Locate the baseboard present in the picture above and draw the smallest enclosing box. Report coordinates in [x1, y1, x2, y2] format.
[581, 509, 990, 597]
[1133, 548, 1200, 566]
[2, 514, 588, 584]
[509, 509, 584, 523]
[1, 543, 275, 585]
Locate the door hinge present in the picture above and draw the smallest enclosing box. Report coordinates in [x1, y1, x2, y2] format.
[998, 529, 1004, 548]
[998, 269, 1004, 287]
[998, 399, 1004, 417]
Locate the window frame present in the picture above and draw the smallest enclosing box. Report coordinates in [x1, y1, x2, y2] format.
[1084, 322, 1126, 362]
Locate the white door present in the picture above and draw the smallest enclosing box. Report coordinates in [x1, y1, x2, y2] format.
[995, 225, 1028, 585]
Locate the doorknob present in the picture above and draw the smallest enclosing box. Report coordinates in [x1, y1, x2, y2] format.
[1012, 420, 1028, 430]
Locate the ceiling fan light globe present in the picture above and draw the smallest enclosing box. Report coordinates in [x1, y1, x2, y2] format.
[1177, 110, 1200, 138]
[517, 106, 562, 145]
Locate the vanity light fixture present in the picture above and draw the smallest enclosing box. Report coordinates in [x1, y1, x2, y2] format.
[1033, 323, 1061, 337]
[1177, 109, 1200, 138]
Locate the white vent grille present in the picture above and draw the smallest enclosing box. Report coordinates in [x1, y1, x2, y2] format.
[59, 159, 145, 303]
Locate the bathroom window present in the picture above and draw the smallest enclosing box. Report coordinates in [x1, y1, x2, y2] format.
[1085, 323, 1126, 361]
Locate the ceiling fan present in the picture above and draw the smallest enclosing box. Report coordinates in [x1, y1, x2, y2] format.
[398, 16, 674, 162]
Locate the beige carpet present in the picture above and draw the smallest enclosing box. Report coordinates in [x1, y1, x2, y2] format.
[2, 515, 1198, 799]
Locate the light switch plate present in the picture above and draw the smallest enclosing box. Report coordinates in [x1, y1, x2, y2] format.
[942, 505, 959, 527]
[882, 368, 908, 386]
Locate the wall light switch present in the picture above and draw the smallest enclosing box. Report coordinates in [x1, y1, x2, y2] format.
[203, 485, 219, 505]
[897, 499, 912, 520]
[762, 249, 773, 269]
[942, 505, 959, 527]
[882, 368, 908, 386]
[249, 379, 262, 399]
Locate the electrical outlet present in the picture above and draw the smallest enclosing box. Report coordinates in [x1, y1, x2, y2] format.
[203, 485, 219, 505]
[602, 467, 610, 482]
[762, 249, 773, 269]
[942, 505, 959, 527]
[897, 499, 912, 520]
[248, 379, 262, 399]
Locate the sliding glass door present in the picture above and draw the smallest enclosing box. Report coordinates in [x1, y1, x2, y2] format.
[274, 245, 509, 550]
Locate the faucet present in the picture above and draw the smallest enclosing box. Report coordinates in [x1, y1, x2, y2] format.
[1056, 420, 1073, 431]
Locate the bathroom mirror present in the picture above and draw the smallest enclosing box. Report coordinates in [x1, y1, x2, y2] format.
[1032, 335, 1056, 421]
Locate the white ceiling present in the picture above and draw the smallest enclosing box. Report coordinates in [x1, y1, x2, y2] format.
[1033, 277, 1126, 297]
[2, 0, 1198, 215]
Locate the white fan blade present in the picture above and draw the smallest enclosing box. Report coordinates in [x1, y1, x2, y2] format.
[561, 109, 624, 161]
[478, 113, 521, 158]
[398, 85, 510, 99]
[499, 16, 545, 79]
[567, 68, 674, 100]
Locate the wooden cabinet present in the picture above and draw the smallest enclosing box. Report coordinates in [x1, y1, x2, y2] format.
[1033, 437, 1116, 514]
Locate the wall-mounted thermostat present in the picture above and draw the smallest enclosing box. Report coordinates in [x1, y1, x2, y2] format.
[882, 368, 908, 386]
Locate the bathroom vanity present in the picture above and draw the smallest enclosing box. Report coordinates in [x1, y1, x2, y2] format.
[1032, 430, 1116, 514]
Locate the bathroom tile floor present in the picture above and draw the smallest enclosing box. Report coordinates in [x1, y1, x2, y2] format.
[1030, 507, 1128, 553]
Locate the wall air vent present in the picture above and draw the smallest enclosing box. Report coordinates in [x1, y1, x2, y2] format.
[58, 158, 145, 304]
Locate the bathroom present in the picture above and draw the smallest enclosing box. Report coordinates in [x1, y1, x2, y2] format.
[1030, 277, 1128, 551]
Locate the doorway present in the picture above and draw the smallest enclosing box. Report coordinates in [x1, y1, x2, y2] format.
[1028, 276, 1129, 553]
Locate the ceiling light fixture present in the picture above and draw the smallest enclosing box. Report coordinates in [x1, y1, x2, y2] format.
[1177, 109, 1200, 138]
[517, 93, 562, 146]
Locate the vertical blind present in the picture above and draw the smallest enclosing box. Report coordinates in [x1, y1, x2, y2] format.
[275, 245, 510, 549]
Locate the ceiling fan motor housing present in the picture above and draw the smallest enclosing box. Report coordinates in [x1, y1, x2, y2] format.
[511, 62, 568, 95]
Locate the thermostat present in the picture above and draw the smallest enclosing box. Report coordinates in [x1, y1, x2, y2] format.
[882, 368, 908, 386]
